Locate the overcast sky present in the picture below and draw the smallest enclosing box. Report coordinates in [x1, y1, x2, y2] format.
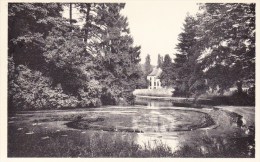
[121, 2, 199, 65]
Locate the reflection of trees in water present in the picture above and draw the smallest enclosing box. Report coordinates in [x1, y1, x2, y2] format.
[135, 109, 177, 133]
[134, 110, 162, 132]
[135, 98, 173, 108]
[148, 100, 173, 108]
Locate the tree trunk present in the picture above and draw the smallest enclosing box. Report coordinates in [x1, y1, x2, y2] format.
[236, 81, 243, 94]
[69, 3, 72, 25]
[85, 4, 91, 46]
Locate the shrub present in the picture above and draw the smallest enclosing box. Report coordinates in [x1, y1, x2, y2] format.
[210, 90, 255, 106]
[229, 90, 255, 106]
[100, 87, 117, 105]
[9, 65, 79, 110]
[78, 80, 102, 107]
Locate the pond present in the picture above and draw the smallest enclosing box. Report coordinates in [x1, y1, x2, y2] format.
[8, 97, 255, 157]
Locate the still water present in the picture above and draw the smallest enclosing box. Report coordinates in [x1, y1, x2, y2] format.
[9, 97, 255, 157]
[133, 97, 215, 150]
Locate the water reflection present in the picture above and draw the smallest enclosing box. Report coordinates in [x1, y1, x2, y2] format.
[135, 97, 174, 108]
[133, 97, 255, 157]
[132, 98, 215, 150]
[135, 97, 195, 108]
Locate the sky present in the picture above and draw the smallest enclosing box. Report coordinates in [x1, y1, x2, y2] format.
[121, 2, 199, 65]
[63, 2, 200, 65]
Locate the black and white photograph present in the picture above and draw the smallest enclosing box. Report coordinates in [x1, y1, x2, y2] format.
[1, 0, 258, 159]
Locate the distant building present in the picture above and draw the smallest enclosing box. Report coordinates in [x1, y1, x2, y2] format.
[147, 67, 162, 89]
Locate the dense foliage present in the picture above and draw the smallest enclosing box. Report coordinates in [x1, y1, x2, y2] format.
[160, 54, 175, 87]
[160, 3, 255, 99]
[144, 54, 153, 76]
[135, 54, 153, 89]
[199, 3, 255, 93]
[8, 3, 141, 111]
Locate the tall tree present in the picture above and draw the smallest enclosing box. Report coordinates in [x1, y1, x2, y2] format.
[135, 64, 148, 89]
[8, 3, 142, 110]
[160, 54, 175, 87]
[80, 3, 91, 45]
[172, 15, 202, 97]
[87, 3, 141, 104]
[144, 54, 153, 76]
[8, 3, 64, 70]
[198, 3, 255, 93]
[157, 54, 163, 68]
[69, 3, 72, 24]
[172, 3, 255, 97]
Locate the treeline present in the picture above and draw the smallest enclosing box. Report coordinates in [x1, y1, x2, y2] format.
[160, 3, 255, 99]
[8, 3, 142, 111]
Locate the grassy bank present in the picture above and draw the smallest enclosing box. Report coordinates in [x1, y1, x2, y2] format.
[8, 125, 254, 157]
[8, 126, 173, 157]
[133, 89, 174, 97]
